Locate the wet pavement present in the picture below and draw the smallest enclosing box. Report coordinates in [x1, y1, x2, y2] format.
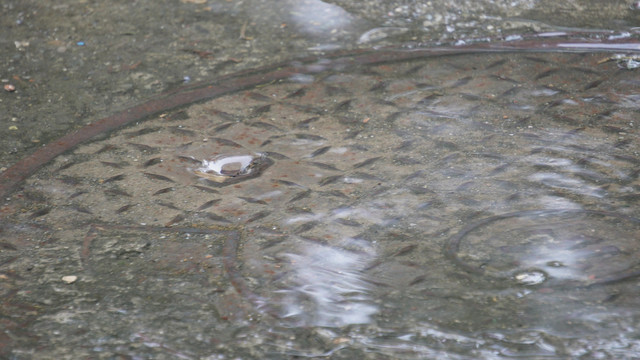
[2, 1, 640, 359]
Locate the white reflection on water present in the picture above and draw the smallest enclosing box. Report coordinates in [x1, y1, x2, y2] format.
[275, 241, 378, 327]
[197, 154, 256, 176]
[289, 0, 355, 37]
[529, 172, 605, 197]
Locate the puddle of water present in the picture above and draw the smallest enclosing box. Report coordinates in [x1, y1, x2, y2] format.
[1, 49, 640, 358]
[447, 210, 640, 287]
[274, 241, 378, 327]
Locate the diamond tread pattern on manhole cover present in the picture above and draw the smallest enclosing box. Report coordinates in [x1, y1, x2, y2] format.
[1, 50, 639, 355]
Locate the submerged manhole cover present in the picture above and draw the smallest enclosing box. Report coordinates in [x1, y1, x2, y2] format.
[1, 43, 640, 357]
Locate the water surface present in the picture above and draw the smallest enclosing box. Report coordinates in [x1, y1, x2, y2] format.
[2, 49, 639, 358]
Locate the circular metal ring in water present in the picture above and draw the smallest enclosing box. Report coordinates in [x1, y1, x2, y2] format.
[445, 209, 640, 287]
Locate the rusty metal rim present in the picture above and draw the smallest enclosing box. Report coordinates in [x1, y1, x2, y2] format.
[1, 36, 640, 200]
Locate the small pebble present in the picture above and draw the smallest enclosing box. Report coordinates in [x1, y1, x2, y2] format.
[62, 275, 78, 284]
[514, 271, 546, 286]
[4, 84, 16, 92]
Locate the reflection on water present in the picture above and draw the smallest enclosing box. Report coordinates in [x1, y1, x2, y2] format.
[275, 241, 378, 327]
[289, 0, 356, 37]
[448, 210, 640, 287]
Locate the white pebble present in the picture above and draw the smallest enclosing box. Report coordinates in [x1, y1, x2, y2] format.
[61, 275, 78, 284]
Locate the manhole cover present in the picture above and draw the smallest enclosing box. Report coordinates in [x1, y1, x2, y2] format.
[1, 44, 639, 357]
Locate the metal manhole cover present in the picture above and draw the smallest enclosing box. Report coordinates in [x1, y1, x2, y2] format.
[1, 43, 640, 357]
